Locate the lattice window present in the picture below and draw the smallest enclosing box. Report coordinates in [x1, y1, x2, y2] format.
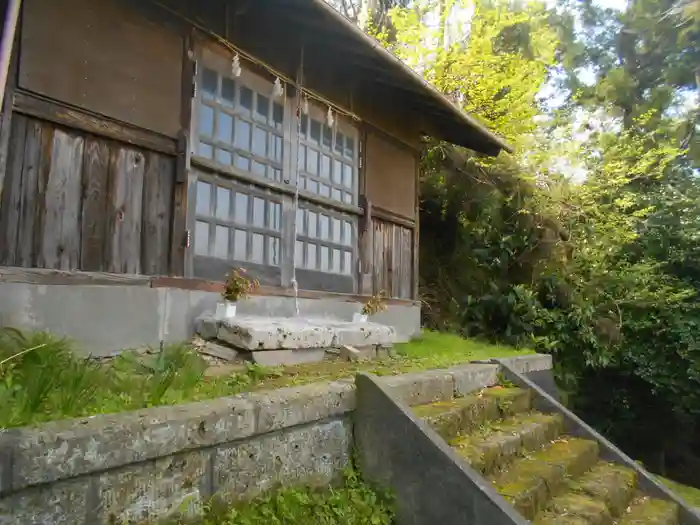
[194, 176, 282, 267]
[297, 111, 358, 206]
[295, 204, 356, 275]
[196, 67, 284, 183]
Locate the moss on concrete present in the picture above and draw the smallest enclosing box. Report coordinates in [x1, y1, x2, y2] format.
[450, 411, 563, 475]
[617, 496, 679, 525]
[568, 462, 637, 517]
[536, 492, 612, 525]
[412, 387, 532, 441]
[489, 437, 599, 519]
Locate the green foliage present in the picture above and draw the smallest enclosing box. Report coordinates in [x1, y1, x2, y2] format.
[162, 468, 394, 525]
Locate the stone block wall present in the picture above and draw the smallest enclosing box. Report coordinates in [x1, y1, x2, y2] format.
[0, 355, 551, 525]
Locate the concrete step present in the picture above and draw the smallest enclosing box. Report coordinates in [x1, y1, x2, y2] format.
[489, 437, 600, 520]
[532, 462, 638, 524]
[450, 411, 564, 476]
[617, 495, 679, 525]
[412, 386, 532, 441]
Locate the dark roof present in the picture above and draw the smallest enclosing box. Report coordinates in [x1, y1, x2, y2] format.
[225, 0, 512, 155]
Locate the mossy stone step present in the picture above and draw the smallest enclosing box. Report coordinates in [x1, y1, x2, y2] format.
[450, 411, 564, 476]
[532, 462, 637, 525]
[412, 387, 531, 441]
[617, 496, 679, 525]
[489, 437, 600, 520]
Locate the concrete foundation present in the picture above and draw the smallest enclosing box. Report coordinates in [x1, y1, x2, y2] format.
[0, 281, 420, 357]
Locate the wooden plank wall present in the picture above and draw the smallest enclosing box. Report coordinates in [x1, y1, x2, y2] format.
[371, 217, 413, 300]
[0, 114, 175, 274]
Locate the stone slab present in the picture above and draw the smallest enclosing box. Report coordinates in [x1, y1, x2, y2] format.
[449, 363, 500, 396]
[197, 314, 397, 351]
[199, 341, 239, 362]
[250, 348, 326, 366]
[0, 477, 89, 525]
[378, 369, 454, 407]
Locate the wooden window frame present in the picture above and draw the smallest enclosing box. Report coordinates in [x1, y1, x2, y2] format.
[188, 47, 360, 293]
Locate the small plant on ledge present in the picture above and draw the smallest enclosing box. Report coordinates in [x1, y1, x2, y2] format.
[217, 268, 259, 320]
[355, 291, 388, 322]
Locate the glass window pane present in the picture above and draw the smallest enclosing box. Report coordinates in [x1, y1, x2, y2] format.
[216, 149, 232, 166]
[307, 243, 317, 269]
[214, 226, 229, 259]
[240, 86, 253, 114]
[344, 251, 352, 274]
[269, 202, 281, 231]
[202, 69, 217, 100]
[335, 132, 344, 154]
[332, 249, 341, 273]
[273, 103, 284, 130]
[198, 142, 213, 159]
[343, 192, 353, 204]
[343, 221, 352, 246]
[251, 233, 264, 263]
[295, 240, 304, 268]
[233, 229, 247, 260]
[319, 214, 329, 240]
[308, 179, 318, 194]
[300, 114, 308, 137]
[332, 188, 342, 202]
[320, 184, 330, 198]
[194, 221, 209, 255]
[332, 159, 342, 184]
[252, 127, 267, 157]
[298, 145, 306, 171]
[268, 236, 280, 265]
[296, 208, 305, 235]
[310, 119, 321, 144]
[332, 218, 341, 243]
[199, 105, 214, 136]
[307, 149, 318, 176]
[299, 176, 307, 190]
[308, 211, 317, 238]
[234, 154, 250, 172]
[253, 197, 265, 227]
[235, 119, 251, 151]
[322, 125, 332, 149]
[320, 246, 330, 271]
[217, 112, 233, 143]
[234, 193, 248, 224]
[196, 181, 211, 216]
[272, 135, 283, 162]
[345, 137, 355, 158]
[272, 168, 281, 182]
[216, 187, 230, 220]
[252, 161, 266, 177]
[343, 164, 353, 188]
[321, 155, 331, 179]
[256, 94, 270, 122]
[221, 77, 235, 107]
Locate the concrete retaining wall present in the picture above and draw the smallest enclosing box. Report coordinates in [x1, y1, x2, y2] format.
[0, 281, 421, 357]
[0, 355, 551, 525]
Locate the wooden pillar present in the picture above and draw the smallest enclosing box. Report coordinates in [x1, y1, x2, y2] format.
[0, 0, 20, 206]
[170, 31, 196, 277]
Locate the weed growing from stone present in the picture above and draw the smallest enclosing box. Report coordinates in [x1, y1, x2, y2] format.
[163, 468, 394, 525]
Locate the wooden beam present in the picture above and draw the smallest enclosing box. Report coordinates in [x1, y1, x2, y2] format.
[0, 266, 151, 286]
[13, 91, 177, 156]
[372, 206, 416, 229]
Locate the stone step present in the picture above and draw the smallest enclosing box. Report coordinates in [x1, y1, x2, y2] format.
[532, 462, 638, 524]
[412, 386, 532, 441]
[489, 437, 600, 520]
[450, 411, 564, 476]
[617, 495, 679, 525]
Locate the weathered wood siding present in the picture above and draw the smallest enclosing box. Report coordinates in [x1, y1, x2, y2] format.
[365, 129, 418, 219]
[0, 115, 175, 274]
[371, 217, 413, 300]
[20, 0, 183, 138]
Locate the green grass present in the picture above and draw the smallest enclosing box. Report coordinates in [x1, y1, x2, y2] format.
[659, 476, 700, 509]
[0, 327, 531, 429]
[161, 469, 394, 525]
